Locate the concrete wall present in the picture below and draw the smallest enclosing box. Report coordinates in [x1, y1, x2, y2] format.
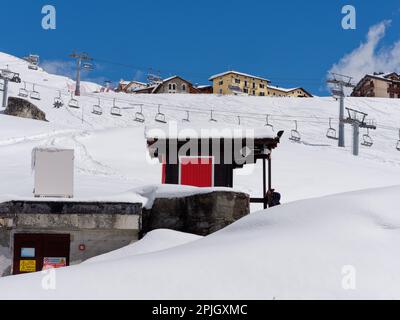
[0, 201, 141, 276]
[141, 191, 249, 237]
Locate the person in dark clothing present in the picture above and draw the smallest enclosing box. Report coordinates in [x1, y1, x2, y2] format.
[267, 189, 281, 208]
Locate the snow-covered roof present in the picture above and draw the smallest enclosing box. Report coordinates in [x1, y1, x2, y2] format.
[268, 85, 302, 92]
[145, 123, 276, 140]
[209, 70, 270, 82]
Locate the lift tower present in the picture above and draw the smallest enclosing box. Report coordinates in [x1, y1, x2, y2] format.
[327, 73, 355, 148]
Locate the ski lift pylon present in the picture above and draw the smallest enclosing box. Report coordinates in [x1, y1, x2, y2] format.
[155, 105, 167, 123]
[289, 120, 301, 143]
[30, 84, 41, 100]
[110, 98, 122, 116]
[134, 104, 145, 123]
[326, 118, 338, 140]
[92, 98, 103, 115]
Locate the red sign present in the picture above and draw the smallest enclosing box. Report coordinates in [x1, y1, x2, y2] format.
[42, 257, 67, 270]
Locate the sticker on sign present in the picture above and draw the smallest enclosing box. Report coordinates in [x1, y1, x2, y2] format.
[43, 257, 67, 270]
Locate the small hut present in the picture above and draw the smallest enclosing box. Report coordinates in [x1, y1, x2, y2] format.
[145, 123, 283, 208]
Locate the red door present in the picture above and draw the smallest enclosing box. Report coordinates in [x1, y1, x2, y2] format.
[179, 157, 213, 187]
[13, 234, 70, 275]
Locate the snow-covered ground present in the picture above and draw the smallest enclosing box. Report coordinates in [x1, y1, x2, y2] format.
[1, 185, 400, 300]
[1, 51, 400, 298]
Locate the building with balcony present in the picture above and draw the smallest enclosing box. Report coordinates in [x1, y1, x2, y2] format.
[351, 72, 400, 98]
[209, 71, 271, 96]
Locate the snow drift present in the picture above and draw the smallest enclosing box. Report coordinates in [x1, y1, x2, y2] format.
[0, 185, 399, 300]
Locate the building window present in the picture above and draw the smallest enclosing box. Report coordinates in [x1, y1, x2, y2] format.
[218, 80, 224, 85]
[243, 88, 248, 93]
[235, 79, 240, 84]
[259, 92, 265, 96]
[252, 90, 256, 95]
[182, 84, 187, 92]
[168, 83, 177, 93]
[244, 81, 248, 87]
[260, 84, 265, 89]
[252, 83, 256, 89]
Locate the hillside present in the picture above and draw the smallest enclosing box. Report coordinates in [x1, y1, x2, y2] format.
[0, 52, 399, 208]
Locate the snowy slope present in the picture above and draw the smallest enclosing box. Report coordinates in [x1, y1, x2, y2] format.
[0, 185, 399, 300]
[1, 51, 400, 209]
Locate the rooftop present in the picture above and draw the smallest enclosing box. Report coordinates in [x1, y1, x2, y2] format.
[209, 70, 270, 83]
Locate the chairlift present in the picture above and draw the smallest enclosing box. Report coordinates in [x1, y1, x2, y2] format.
[53, 91, 64, 108]
[361, 128, 373, 147]
[18, 82, 29, 98]
[155, 105, 167, 123]
[92, 98, 103, 115]
[396, 130, 400, 151]
[30, 84, 41, 100]
[110, 99, 122, 116]
[265, 114, 274, 131]
[289, 120, 301, 143]
[68, 92, 79, 109]
[209, 110, 217, 122]
[182, 110, 190, 122]
[134, 105, 145, 123]
[326, 118, 338, 140]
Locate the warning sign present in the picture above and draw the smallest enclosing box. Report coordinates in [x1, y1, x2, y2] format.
[43, 257, 67, 270]
[20, 260, 36, 272]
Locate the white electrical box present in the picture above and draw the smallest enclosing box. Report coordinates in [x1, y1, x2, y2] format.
[32, 148, 74, 198]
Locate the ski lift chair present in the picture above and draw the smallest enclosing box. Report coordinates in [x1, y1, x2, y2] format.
[155, 105, 167, 123]
[68, 92, 79, 108]
[53, 91, 64, 108]
[182, 110, 190, 122]
[265, 114, 274, 131]
[30, 84, 41, 100]
[18, 82, 29, 98]
[110, 99, 122, 116]
[92, 99, 103, 115]
[289, 120, 301, 143]
[134, 105, 145, 123]
[209, 110, 217, 122]
[361, 128, 373, 147]
[397, 130, 400, 151]
[326, 118, 338, 140]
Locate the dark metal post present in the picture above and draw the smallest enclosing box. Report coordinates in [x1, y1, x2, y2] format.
[262, 157, 267, 209]
[268, 153, 272, 190]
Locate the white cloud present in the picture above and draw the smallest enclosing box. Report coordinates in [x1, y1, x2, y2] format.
[329, 20, 400, 87]
[41, 60, 76, 79]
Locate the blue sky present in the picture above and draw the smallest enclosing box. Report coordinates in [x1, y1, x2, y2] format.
[2, 0, 400, 94]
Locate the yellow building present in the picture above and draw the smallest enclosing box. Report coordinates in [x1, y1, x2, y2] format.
[209, 70, 271, 96]
[267, 85, 313, 98]
[209, 70, 313, 97]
